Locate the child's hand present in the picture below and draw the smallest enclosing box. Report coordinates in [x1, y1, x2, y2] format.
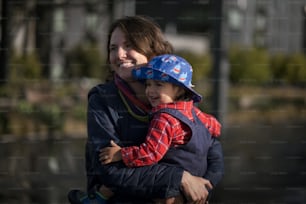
[99, 140, 122, 164]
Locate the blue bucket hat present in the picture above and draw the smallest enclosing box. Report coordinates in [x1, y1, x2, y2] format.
[132, 54, 202, 103]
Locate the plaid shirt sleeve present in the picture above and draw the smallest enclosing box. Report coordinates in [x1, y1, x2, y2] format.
[194, 107, 221, 137]
[121, 113, 175, 167]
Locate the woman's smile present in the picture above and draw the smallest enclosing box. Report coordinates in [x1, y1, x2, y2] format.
[118, 61, 134, 69]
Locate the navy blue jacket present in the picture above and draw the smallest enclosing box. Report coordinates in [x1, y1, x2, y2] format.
[86, 81, 224, 202]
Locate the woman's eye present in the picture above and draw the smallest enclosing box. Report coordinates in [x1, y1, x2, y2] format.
[125, 43, 132, 49]
[109, 46, 117, 51]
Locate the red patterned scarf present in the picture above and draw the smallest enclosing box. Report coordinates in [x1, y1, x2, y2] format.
[114, 75, 150, 117]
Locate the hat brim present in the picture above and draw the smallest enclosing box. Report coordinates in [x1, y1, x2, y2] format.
[132, 67, 202, 103]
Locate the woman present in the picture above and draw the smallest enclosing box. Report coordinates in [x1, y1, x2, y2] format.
[69, 15, 224, 203]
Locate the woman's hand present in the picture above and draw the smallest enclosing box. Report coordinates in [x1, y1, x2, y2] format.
[180, 171, 213, 204]
[99, 140, 122, 164]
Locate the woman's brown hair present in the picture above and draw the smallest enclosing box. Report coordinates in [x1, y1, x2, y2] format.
[105, 15, 173, 81]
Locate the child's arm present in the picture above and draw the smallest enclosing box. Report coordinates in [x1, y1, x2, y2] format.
[99, 140, 122, 164]
[100, 113, 172, 167]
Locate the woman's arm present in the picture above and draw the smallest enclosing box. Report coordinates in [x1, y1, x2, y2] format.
[86, 88, 183, 199]
[86, 86, 215, 201]
[197, 108, 224, 187]
[203, 138, 224, 187]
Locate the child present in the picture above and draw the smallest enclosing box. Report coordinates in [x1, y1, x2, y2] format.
[99, 54, 222, 184]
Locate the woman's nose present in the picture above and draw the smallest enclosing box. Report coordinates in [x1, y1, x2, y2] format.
[117, 47, 127, 59]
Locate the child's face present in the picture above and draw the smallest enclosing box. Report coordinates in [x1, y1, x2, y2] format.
[145, 79, 183, 107]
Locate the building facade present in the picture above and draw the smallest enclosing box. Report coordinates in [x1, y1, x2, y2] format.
[4, 0, 306, 80]
[223, 0, 306, 54]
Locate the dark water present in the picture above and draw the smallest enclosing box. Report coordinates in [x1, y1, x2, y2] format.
[0, 138, 86, 204]
[1, 122, 306, 203]
[212, 122, 306, 203]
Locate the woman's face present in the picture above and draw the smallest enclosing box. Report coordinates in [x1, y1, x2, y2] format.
[109, 27, 148, 81]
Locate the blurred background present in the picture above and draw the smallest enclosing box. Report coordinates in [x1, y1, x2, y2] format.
[0, 0, 305, 203]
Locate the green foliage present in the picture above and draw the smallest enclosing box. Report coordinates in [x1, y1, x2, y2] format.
[66, 42, 105, 79]
[16, 100, 34, 114]
[285, 53, 306, 85]
[228, 46, 245, 83]
[37, 104, 64, 130]
[16, 100, 64, 132]
[229, 46, 306, 86]
[10, 52, 42, 80]
[270, 53, 288, 83]
[8, 52, 42, 98]
[229, 46, 271, 85]
[71, 104, 86, 121]
[176, 51, 212, 82]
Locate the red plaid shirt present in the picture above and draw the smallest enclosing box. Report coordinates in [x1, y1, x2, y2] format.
[121, 101, 221, 167]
